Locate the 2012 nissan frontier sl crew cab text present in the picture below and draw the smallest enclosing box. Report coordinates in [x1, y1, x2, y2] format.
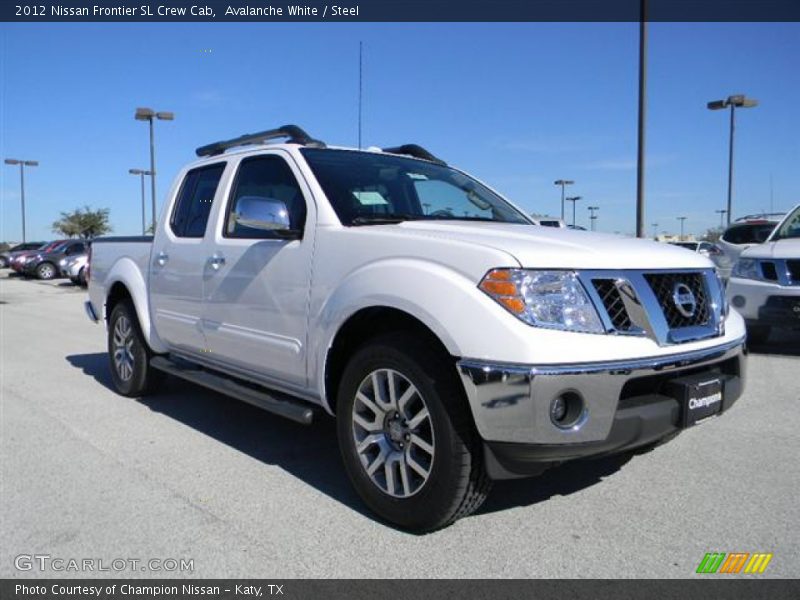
[86, 125, 746, 532]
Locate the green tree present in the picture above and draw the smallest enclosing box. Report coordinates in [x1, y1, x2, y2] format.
[52, 206, 112, 239]
[700, 227, 724, 242]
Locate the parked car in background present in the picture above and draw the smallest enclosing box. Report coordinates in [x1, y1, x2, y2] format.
[715, 216, 781, 280]
[670, 240, 721, 256]
[0, 241, 47, 268]
[23, 239, 87, 280]
[64, 253, 89, 287]
[9, 241, 65, 274]
[530, 216, 566, 228]
[726, 204, 800, 344]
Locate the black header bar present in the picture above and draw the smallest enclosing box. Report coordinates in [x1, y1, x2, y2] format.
[3, 0, 800, 23]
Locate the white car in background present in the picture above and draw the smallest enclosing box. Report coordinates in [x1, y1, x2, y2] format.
[726, 204, 800, 344]
[530, 215, 566, 228]
[716, 215, 782, 280]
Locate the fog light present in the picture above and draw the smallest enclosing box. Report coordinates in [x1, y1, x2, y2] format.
[551, 396, 567, 423]
[550, 391, 585, 429]
[732, 295, 746, 308]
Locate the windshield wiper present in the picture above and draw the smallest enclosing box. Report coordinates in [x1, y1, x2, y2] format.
[350, 214, 420, 226]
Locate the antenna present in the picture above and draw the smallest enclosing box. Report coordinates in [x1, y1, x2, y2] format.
[358, 41, 363, 150]
[770, 173, 774, 213]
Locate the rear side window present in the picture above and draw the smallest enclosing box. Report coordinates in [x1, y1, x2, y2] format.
[170, 163, 226, 238]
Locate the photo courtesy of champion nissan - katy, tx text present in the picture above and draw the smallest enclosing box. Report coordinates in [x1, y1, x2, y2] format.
[85, 125, 746, 532]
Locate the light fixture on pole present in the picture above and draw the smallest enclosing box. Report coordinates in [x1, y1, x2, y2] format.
[129, 169, 153, 235]
[565, 195, 583, 227]
[707, 94, 758, 226]
[677, 216, 687, 240]
[135, 107, 174, 232]
[588, 206, 599, 231]
[715, 209, 727, 229]
[4, 158, 39, 243]
[554, 179, 574, 221]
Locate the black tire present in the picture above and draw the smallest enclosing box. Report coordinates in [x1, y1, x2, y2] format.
[108, 299, 163, 397]
[746, 324, 771, 346]
[77, 266, 87, 287]
[336, 333, 491, 532]
[35, 262, 57, 280]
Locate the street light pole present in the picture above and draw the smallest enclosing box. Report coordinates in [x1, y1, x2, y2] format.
[715, 209, 727, 229]
[566, 196, 582, 227]
[677, 216, 687, 240]
[129, 169, 153, 235]
[635, 0, 648, 238]
[707, 94, 758, 226]
[554, 179, 574, 221]
[4, 158, 38, 243]
[135, 108, 174, 232]
[588, 206, 599, 231]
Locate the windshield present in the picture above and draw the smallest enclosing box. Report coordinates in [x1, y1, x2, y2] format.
[300, 148, 531, 226]
[772, 206, 800, 241]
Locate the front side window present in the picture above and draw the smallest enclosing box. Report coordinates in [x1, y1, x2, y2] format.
[170, 163, 226, 238]
[300, 148, 530, 226]
[224, 155, 307, 238]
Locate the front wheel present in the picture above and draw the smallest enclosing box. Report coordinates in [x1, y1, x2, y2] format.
[108, 300, 162, 397]
[336, 333, 491, 532]
[36, 262, 57, 280]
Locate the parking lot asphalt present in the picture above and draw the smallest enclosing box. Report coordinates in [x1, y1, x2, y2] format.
[1, 273, 798, 578]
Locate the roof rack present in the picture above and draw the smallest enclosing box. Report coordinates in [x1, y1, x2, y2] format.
[382, 144, 446, 165]
[734, 212, 785, 223]
[196, 124, 325, 157]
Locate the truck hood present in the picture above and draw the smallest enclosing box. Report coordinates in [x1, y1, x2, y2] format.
[740, 237, 800, 259]
[390, 221, 713, 270]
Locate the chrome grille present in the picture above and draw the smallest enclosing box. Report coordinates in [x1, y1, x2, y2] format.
[643, 272, 710, 329]
[761, 261, 779, 281]
[591, 279, 633, 331]
[788, 260, 800, 283]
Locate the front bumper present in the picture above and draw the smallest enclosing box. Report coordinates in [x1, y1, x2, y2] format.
[457, 337, 746, 478]
[726, 277, 800, 329]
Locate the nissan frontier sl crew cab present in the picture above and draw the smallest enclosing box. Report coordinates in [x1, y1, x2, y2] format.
[87, 125, 746, 531]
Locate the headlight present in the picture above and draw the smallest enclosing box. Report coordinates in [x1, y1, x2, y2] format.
[59, 258, 68, 267]
[479, 269, 604, 333]
[731, 258, 760, 280]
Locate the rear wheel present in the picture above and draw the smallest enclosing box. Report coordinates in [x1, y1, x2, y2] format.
[336, 333, 491, 532]
[108, 300, 162, 397]
[36, 262, 57, 280]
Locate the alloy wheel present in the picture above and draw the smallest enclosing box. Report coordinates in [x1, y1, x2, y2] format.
[351, 369, 435, 498]
[112, 315, 135, 381]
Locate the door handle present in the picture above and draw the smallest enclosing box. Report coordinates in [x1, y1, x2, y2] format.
[209, 254, 226, 270]
[155, 252, 168, 266]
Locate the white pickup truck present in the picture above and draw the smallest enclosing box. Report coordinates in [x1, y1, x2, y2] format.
[726, 203, 800, 343]
[87, 125, 746, 531]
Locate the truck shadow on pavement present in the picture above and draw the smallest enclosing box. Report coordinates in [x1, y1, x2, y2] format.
[745, 330, 800, 357]
[66, 351, 633, 530]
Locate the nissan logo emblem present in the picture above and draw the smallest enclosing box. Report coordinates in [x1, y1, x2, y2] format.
[672, 282, 697, 318]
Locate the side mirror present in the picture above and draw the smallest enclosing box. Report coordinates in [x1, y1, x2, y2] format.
[232, 196, 300, 239]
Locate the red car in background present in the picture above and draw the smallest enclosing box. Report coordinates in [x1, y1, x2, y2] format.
[8, 241, 66, 274]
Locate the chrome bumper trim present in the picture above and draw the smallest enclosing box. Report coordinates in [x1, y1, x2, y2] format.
[456, 337, 746, 445]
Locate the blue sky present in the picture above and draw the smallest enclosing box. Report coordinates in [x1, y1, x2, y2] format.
[1, 22, 798, 241]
